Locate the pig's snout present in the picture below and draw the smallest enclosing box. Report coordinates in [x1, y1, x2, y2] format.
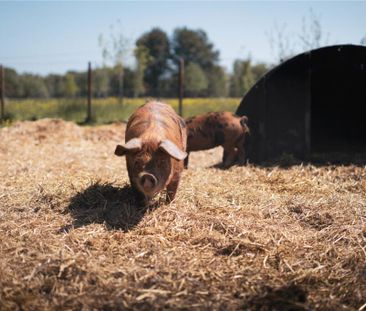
[139, 173, 157, 193]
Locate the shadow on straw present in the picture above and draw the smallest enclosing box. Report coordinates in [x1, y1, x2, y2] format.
[61, 182, 157, 232]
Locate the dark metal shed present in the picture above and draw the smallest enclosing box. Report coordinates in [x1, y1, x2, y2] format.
[236, 44, 366, 163]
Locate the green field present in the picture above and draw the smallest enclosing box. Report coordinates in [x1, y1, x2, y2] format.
[2, 98, 241, 125]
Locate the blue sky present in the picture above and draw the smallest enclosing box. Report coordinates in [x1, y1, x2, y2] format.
[1, 1, 365, 75]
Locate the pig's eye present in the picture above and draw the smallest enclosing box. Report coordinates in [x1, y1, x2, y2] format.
[133, 161, 144, 170]
[157, 156, 168, 166]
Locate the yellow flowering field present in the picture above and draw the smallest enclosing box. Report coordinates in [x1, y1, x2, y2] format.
[4, 98, 241, 124]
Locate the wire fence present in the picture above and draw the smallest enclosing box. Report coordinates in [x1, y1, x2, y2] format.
[0, 60, 187, 124]
[0, 60, 245, 125]
[2, 97, 241, 126]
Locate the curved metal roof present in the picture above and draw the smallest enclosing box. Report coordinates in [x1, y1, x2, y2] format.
[236, 44, 366, 163]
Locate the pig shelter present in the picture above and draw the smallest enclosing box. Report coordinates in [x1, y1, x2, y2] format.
[236, 44, 366, 163]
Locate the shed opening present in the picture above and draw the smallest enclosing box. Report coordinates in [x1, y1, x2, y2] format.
[310, 46, 366, 153]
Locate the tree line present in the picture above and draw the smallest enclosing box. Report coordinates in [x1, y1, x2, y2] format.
[3, 27, 269, 99]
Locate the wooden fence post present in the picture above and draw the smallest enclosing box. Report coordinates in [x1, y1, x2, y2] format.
[0, 65, 4, 123]
[178, 58, 184, 117]
[86, 61, 92, 122]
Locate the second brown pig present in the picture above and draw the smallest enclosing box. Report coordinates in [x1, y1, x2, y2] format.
[185, 111, 249, 168]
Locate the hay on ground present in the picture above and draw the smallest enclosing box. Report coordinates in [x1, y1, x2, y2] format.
[0, 119, 365, 310]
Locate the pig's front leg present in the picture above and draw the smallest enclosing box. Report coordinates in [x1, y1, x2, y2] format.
[132, 184, 152, 207]
[222, 146, 236, 168]
[166, 172, 181, 203]
[184, 152, 190, 169]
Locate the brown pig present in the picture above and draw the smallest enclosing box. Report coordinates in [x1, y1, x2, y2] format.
[115, 101, 187, 204]
[185, 112, 249, 168]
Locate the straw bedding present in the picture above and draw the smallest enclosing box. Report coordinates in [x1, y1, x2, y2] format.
[0, 119, 365, 310]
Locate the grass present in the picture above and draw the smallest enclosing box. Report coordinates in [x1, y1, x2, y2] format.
[0, 119, 365, 310]
[3, 97, 241, 125]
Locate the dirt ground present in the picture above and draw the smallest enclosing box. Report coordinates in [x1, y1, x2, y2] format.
[0, 119, 365, 310]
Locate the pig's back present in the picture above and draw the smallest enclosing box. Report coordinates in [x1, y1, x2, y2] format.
[126, 101, 186, 148]
[186, 112, 243, 151]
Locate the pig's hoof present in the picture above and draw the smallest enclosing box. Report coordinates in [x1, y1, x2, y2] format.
[165, 194, 176, 204]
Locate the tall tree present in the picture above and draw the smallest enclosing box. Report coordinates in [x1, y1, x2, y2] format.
[267, 22, 296, 63]
[230, 60, 255, 97]
[93, 68, 110, 98]
[45, 74, 65, 98]
[251, 63, 269, 82]
[206, 65, 228, 97]
[109, 66, 134, 98]
[184, 63, 208, 97]
[99, 20, 131, 103]
[299, 8, 329, 51]
[64, 73, 79, 98]
[268, 8, 330, 64]
[21, 74, 49, 98]
[133, 45, 150, 97]
[171, 27, 219, 70]
[136, 28, 170, 96]
[4, 68, 23, 98]
[73, 72, 87, 97]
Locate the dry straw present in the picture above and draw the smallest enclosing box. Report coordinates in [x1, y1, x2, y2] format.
[0, 119, 365, 310]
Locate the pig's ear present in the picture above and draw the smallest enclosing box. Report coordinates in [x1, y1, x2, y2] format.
[115, 138, 142, 156]
[159, 139, 187, 161]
